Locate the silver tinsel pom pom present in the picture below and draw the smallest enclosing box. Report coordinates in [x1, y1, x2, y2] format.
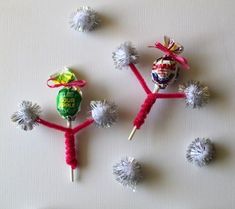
[112, 42, 139, 69]
[90, 100, 118, 128]
[113, 157, 143, 191]
[70, 6, 99, 32]
[11, 101, 41, 131]
[186, 138, 215, 167]
[179, 80, 210, 108]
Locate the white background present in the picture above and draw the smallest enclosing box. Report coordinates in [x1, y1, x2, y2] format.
[1, 0, 235, 209]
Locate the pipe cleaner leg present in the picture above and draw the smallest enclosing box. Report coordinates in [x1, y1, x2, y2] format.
[65, 131, 77, 181]
[129, 86, 159, 140]
[133, 93, 158, 130]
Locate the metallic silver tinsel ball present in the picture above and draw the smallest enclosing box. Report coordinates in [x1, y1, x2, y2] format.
[112, 42, 139, 69]
[69, 6, 99, 32]
[186, 138, 215, 167]
[113, 157, 143, 191]
[179, 80, 210, 108]
[11, 101, 41, 131]
[90, 100, 118, 128]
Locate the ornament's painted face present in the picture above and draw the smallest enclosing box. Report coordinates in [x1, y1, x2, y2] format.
[151, 57, 179, 89]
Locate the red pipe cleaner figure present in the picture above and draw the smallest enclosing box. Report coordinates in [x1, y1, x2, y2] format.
[11, 67, 118, 182]
[112, 36, 209, 140]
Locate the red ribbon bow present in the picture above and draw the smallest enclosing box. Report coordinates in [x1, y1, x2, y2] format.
[149, 42, 190, 70]
[47, 79, 87, 88]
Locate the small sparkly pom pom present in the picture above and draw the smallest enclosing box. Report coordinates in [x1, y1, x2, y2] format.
[112, 42, 139, 69]
[90, 100, 118, 128]
[70, 6, 99, 32]
[113, 157, 143, 191]
[11, 101, 41, 131]
[186, 138, 215, 167]
[179, 80, 210, 108]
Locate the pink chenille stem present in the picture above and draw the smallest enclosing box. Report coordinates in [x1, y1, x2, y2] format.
[129, 63, 151, 94]
[72, 118, 94, 134]
[37, 118, 69, 132]
[133, 92, 186, 129]
[64, 130, 77, 169]
[155, 92, 186, 99]
[36, 117, 94, 169]
[133, 93, 157, 129]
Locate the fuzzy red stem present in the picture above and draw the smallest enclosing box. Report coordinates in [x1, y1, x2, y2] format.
[64, 130, 77, 169]
[37, 117, 94, 169]
[129, 63, 151, 94]
[132, 92, 185, 129]
[36, 118, 69, 132]
[133, 93, 157, 129]
[72, 118, 94, 134]
[155, 92, 186, 99]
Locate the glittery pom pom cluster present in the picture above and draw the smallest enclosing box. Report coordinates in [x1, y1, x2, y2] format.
[113, 157, 143, 191]
[179, 80, 210, 108]
[186, 138, 215, 167]
[11, 101, 41, 131]
[112, 42, 139, 69]
[70, 6, 99, 32]
[90, 100, 118, 128]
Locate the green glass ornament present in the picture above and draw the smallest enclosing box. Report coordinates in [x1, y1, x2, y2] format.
[56, 88, 82, 120]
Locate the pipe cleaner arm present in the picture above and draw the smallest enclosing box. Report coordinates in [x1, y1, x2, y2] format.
[129, 63, 151, 94]
[11, 101, 69, 132]
[36, 118, 69, 132]
[155, 92, 186, 99]
[112, 42, 151, 94]
[72, 118, 94, 134]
